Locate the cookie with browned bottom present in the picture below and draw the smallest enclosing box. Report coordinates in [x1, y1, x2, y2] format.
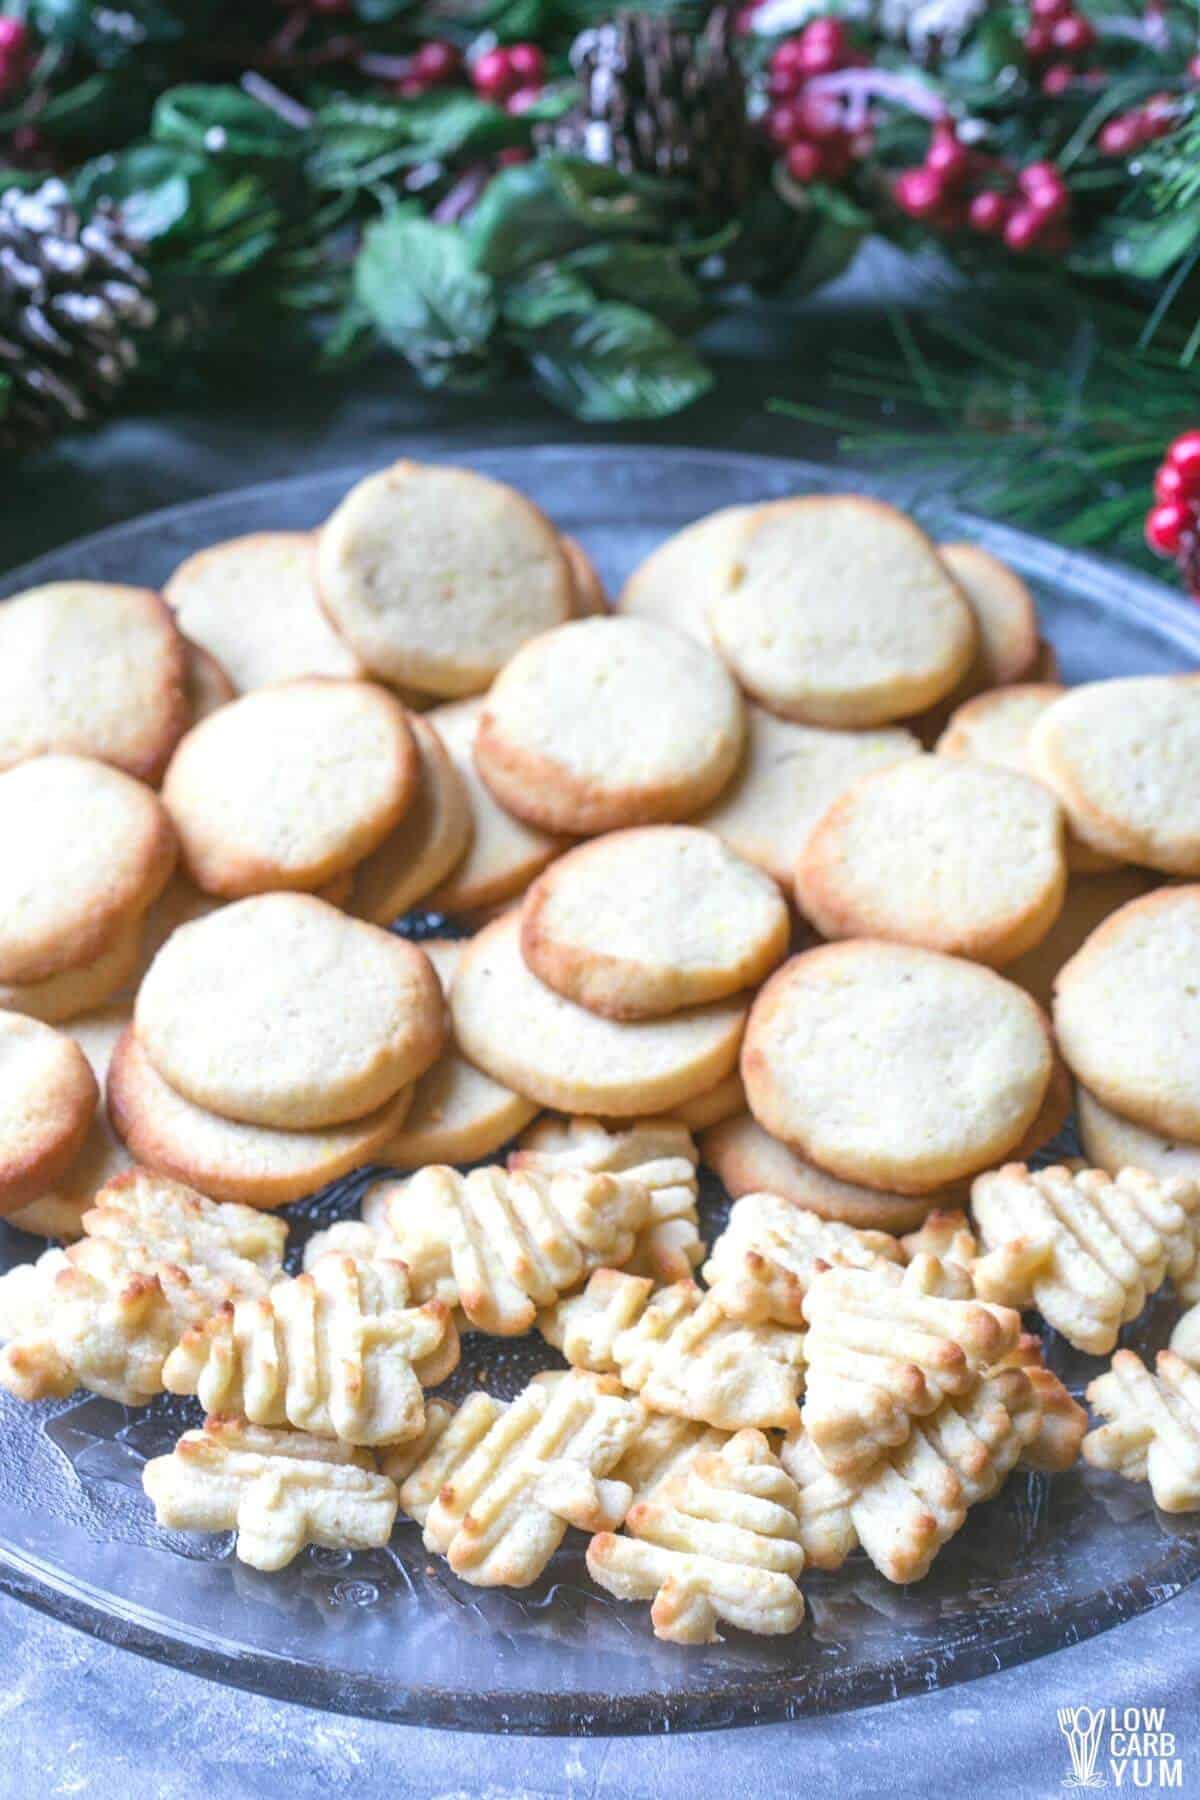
[0, 1012, 98, 1215]
[351, 716, 472, 924]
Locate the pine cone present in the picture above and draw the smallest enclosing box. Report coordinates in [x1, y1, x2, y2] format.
[542, 7, 760, 216]
[0, 179, 157, 455]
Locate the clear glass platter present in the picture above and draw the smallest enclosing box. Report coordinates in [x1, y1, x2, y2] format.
[2, 445, 1199, 1736]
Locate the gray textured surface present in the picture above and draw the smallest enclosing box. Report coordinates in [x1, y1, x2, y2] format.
[2, 238, 1197, 1791]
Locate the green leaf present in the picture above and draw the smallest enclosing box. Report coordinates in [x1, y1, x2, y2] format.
[74, 145, 198, 240]
[309, 92, 514, 190]
[521, 301, 712, 420]
[153, 86, 306, 163]
[355, 212, 498, 386]
[547, 155, 671, 234]
[562, 241, 703, 322]
[501, 266, 595, 329]
[1071, 205, 1200, 283]
[466, 161, 591, 276]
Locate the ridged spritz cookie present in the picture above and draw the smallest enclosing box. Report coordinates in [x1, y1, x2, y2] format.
[0, 581, 189, 781]
[742, 942, 1054, 1193]
[135, 894, 444, 1129]
[697, 706, 921, 889]
[937, 544, 1040, 687]
[521, 827, 789, 1020]
[562, 536, 607, 617]
[796, 755, 1067, 967]
[451, 911, 747, 1117]
[938, 683, 1120, 873]
[351, 716, 472, 924]
[0, 1012, 98, 1215]
[317, 461, 572, 697]
[162, 679, 417, 898]
[618, 505, 753, 642]
[707, 498, 975, 728]
[166, 532, 363, 691]
[1004, 869, 1157, 1010]
[108, 1027, 412, 1209]
[374, 938, 537, 1168]
[425, 696, 564, 914]
[6, 1006, 130, 1238]
[0, 913, 142, 1024]
[699, 1114, 943, 1232]
[1054, 885, 1200, 1140]
[182, 640, 235, 722]
[475, 617, 745, 835]
[1028, 677, 1200, 874]
[1077, 1085, 1200, 1187]
[0, 755, 176, 984]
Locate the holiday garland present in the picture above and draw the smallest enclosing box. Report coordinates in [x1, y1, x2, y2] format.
[2, 0, 1200, 553]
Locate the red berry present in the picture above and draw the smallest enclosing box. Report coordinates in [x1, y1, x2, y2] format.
[967, 189, 1012, 235]
[1155, 462, 1187, 505]
[507, 42, 544, 84]
[1190, 54, 1200, 82]
[1166, 430, 1200, 485]
[473, 47, 516, 100]
[1030, 0, 1071, 17]
[412, 40, 463, 85]
[1146, 502, 1192, 557]
[769, 37, 808, 79]
[797, 19, 850, 77]
[1098, 114, 1142, 157]
[925, 128, 970, 188]
[785, 140, 823, 183]
[893, 166, 944, 218]
[0, 18, 29, 53]
[1024, 23, 1054, 58]
[1051, 13, 1095, 53]
[767, 104, 803, 147]
[10, 123, 42, 157]
[1004, 205, 1046, 252]
[394, 74, 427, 96]
[506, 85, 542, 114]
[767, 64, 802, 99]
[1040, 62, 1075, 93]
[796, 88, 844, 141]
[497, 146, 530, 166]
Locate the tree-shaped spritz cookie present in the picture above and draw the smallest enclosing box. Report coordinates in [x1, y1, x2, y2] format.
[347, 1163, 654, 1335]
[0, 1168, 286, 1404]
[781, 1365, 1042, 1583]
[1083, 1349, 1200, 1512]
[703, 1191, 904, 1327]
[161, 1254, 458, 1447]
[541, 1268, 805, 1431]
[587, 1429, 806, 1644]
[800, 1257, 1021, 1479]
[382, 1370, 643, 1587]
[971, 1163, 1200, 1354]
[510, 1114, 704, 1282]
[142, 1416, 399, 1570]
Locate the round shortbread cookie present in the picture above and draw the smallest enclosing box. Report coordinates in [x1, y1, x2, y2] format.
[135, 893, 444, 1129]
[451, 911, 748, 1118]
[1077, 1085, 1200, 1186]
[697, 705, 922, 889]
[1028, 676, 1200, 874]
[521, 826, 789, 1020]
[425, 696, 564, 914]
[351, 716, 472, 924]
[108, 1026, 412, 1209]
[162, 678, 417, 898]
[938, 543, 1041, 687]
[699, 1114, 942, 1233]
[316, 461, 573, 697]
[475, 616, 746, 836]
[562, 536, 607, 618]
[0, 581, 189, 781]
[670, 1069, 746, 1132]
[0, 913, 142, 1024]
[742, 941, 1054, 1193]
[182, 639, 235, 723]
[0, 755, 177, 984]
[5, 1006, 131, 1238]
[1054, 885, 1200, 1140]
[618, 505, 753, 642]
[707, 498, 975, 728]
[938, 683, 1120, 873]
[795, 755, 1068, 967]
[0, 1012, 98, 1215]
[1004, 869, 1157, 1010]
[166, 531, 363, 692]
[374, 938, 537, 1168]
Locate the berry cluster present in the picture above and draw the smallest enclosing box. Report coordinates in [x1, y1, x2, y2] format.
[1022, 0, 1099, 97]
[764, 17, 870, 186]
[1098, 92, 1178, 157]
[1146, 431, 1200, 596]
[390, 37, 544, 112]
[893, 123, 1072, 256]
[0, 17, 32, 98]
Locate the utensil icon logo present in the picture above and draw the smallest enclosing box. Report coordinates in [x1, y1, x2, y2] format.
[1059, 1707, 1107, 1788]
